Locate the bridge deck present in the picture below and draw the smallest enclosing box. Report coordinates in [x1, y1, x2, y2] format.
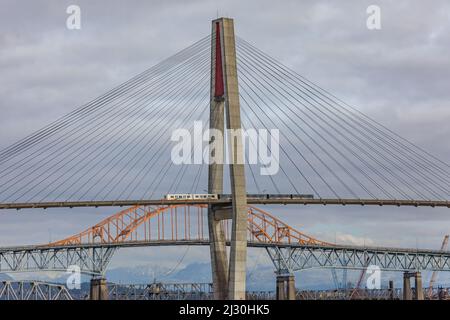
[1, 240, 449, 256]
[0, 198, 448, 210]
[1, 240, 450, 274]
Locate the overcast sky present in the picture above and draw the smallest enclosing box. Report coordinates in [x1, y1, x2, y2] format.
[0, 0, 449, 287]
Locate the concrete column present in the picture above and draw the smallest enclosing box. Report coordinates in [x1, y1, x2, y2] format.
[276, 276, 286, 300]
[207, 19, 229, 300]
[208, 210, 229, 299]
[275, 275, 296, 300]
[208, 17, 248, 300]
[90, 277, 108, 300]
[287, 275, 296, 300]
[403, 273, 412, 300]
[414, 272, 424, 300]
[220, 17, 248, 301]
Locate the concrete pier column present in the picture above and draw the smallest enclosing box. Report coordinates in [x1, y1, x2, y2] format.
[208, 211, 229, 299]
[276, 274, 296, 300]
[414, 272, 424, 300]
[90, 277, 108, 300]
[276, 276, 286, 300]
[403, 273, 412, 300]
[286, 275, 296, 300]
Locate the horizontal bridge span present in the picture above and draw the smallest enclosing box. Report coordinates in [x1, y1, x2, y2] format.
[1, 241, 450, 274]
[1, 240, 449, 255]
[0, 198, 449, 210]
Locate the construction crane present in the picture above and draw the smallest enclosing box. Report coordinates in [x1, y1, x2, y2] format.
[349, 257, 370, 300]
[427, 235, 449, 299]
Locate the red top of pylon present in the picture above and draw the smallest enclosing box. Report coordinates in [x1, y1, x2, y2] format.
[214, 21, 224, 98]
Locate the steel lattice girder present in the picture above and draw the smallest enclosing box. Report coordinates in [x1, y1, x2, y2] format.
[1, 241, 450, 275]
[266, 246, 450, 274]
[0, 281, 73, 300]
[0, 246, 116, 275]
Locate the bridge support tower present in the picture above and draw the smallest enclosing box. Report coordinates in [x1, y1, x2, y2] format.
[403, 271, 423, 300]
[90, 277, 108, 300]
[276, 274, 296, 300]
[208, 17, 248, 300]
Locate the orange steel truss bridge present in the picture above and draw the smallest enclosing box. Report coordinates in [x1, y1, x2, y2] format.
[0, 204, 449, 276]
[0, 17, 449, 298]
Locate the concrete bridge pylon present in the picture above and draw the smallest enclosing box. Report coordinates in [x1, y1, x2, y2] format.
[208, 17, 248, 300]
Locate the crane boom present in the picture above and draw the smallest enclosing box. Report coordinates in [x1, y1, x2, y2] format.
[349, 257, 370, 300]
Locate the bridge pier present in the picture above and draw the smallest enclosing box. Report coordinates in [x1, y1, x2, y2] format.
[90, 277, 108, 300]
[403, 272, 412, 300]
[276, 274, 296, 300]
[208, 207, 229, 299]
[414, 272, 424, 300]
[403, 271, 423, 300]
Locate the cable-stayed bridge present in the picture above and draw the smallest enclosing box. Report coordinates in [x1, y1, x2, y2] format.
[0, 17, 449, 300]
[1, 30, 448, 206]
